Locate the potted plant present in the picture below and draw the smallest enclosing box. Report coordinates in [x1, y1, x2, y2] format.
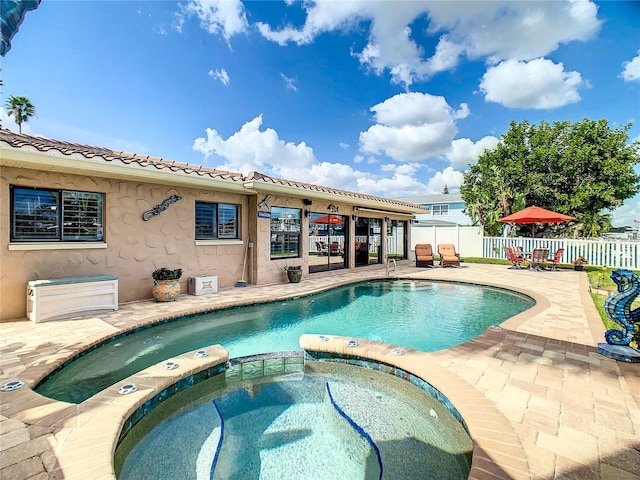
[284, 265, 303, 283]
[152, 267, 183, 302]
[572, 256, 588, 271]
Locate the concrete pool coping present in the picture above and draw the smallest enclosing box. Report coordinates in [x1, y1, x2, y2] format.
[1, 262, 639, 479]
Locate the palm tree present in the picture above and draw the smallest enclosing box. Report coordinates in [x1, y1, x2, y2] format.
[5, 95, 35, 133]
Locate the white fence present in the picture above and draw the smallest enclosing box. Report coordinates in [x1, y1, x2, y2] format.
[411, 225, 639, 269]
[411, 225, 484, 257]
[483, 237, 640, 269]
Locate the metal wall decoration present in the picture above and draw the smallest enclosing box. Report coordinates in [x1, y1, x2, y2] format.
[258, 195, 271, 210]
[142, 195, 182, 221]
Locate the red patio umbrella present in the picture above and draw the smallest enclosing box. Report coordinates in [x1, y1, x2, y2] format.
[311, 214, 344, 225]
[499, 205, 575, 237]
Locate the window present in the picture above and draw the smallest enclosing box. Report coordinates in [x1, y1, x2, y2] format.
[270, 207, 301, 259]
[10, 186, 104, 242]
[432, 204, 449, 216]
[195, 202, 239, 239]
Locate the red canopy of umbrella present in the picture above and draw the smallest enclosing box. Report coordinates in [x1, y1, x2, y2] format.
[499, 206, 575, 224]
[499, 205, 575, 238]
[311, 214, 344, 225]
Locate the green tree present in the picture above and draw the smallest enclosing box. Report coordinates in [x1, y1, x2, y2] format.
[461, 118, 640, 237]
[5, 95, 35, 133]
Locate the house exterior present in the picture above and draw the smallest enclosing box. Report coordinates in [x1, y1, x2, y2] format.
[0, 130, 427, 321]
[398, 193, 471, 226]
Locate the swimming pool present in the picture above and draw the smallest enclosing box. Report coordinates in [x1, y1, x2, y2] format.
[115, 360, 473, 480]
[36, 279, 534, 403]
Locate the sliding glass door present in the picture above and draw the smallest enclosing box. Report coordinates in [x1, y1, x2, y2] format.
[354, 217, 382, 266]
[308, 213, 347, 273]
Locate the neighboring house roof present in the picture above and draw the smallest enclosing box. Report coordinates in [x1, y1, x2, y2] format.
[413, 219, 458, 227]
[0, 129, 427, 214]
[397, 193, 463, 205]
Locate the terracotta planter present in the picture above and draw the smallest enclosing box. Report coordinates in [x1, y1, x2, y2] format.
[152, 279, 181, 302]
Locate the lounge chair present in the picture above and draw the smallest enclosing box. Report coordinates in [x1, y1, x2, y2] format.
[438, 244, 460, 267]
[505, 246, 526, 269]
[547, 248, 564, 271]
[529, 248, 550, 271]
[415, 244, 434, 267]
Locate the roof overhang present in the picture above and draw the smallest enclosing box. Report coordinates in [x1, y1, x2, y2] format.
[242, 179, 427, 215]
[0, 143, 246, 193]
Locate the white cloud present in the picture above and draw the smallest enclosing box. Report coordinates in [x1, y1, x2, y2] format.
[280, 73, 298, 92]
[182, 0, 248, 43]
[360, 176, 429, 197]
[209, 68, 230, 85]
[191, 115, 439, 197]
[447, 136, 500, 169]
[611, 194, 640, 227]
[339, 142, 349, 150]
[192, 115, 317, 176]
[359, 92, 469, 161]
[480, 58, 582, 109]
[621, 51, 640, 82]
[173, 12, 185, 33]
[256, 1, 366, 46]
[253, 0, 600, 87]
[425, 166, 465, 194]
[426, 1, 600, 65]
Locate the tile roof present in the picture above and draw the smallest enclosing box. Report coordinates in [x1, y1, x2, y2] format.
[0, 129, 426, 211]
[245, 171, 427, 210]
[0, 129, 244, 181]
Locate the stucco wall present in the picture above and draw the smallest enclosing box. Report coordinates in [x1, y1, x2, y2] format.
[0, 167, 249, 321]
[253, 197, 339, 285]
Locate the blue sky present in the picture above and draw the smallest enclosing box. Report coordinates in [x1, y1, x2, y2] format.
[2, 0, 639, 226]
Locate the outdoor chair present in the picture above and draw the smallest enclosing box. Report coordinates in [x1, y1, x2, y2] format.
[316, 241, 328, 256]
[438, 244, 460, 267]
[547, 248, 564, 271]
[529, 248, 550, 271]
[415, 244, 434, 267]
[329, 241, 343, 256]
[505, 246, 526, 269]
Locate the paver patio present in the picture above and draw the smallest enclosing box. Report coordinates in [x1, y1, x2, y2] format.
[1, 263, 639, 479]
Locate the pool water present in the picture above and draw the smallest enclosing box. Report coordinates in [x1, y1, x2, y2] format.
[36, 280, 534, 403]
[115, 362, 473, 480]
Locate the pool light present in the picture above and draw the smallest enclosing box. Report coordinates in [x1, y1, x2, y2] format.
[1, 380, 25, 391]
[118, 384, 138, 395]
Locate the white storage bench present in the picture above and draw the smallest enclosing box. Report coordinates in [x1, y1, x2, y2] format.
[27, 275, 118, 323]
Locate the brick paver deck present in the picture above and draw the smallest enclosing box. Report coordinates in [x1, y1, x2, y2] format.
[1, 263, 639, 479]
